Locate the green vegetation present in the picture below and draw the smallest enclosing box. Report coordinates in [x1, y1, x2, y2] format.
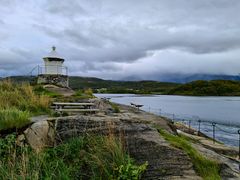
[0, 109, 30, 130]
[110, 103, 121, 113]
[73, 88, 95, 99]
[7, 76, 240, 96]
[68, 77, 179, 94]
[0, 79, 149, 179]
[167, 80, 240, 96]
[158, 129, 220, 180]
[33, 85, 62, 98]
[0, 133, 147, 179]
[0, 81, 50, 130]
[4, 76, 179, 94]
[0, 80, 50, 113]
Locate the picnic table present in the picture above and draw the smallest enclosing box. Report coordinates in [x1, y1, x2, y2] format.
[52, 102, 99, 113]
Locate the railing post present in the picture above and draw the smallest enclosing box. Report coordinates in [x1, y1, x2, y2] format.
[238, 130, 240, 161]
[212, 122, 216, 144]
[159, 108, 161, 115]
[188, 120, 191, 132]
[148, 107, 151, 113]
[198, 120, 201, 135]
[37, 65, 39, 75]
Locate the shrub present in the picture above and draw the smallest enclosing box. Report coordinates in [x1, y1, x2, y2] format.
[0, 108, 30, 130]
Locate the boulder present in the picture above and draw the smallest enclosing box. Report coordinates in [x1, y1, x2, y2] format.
[24, 120, 55, 152]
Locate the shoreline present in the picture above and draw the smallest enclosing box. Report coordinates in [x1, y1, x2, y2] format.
[96, 92, 240, 97]
[95, 94, 240, 147]
[117, 102, 238, 148]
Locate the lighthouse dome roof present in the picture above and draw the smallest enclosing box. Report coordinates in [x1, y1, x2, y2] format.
[43, 46, 64, 61]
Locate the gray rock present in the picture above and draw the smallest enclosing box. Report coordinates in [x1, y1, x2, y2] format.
[24, 120, 55, 152]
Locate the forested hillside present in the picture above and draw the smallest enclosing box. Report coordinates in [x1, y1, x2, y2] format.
[167, 80, 240, 96]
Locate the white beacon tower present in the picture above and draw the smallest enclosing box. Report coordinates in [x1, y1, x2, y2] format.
[37, 46, 69, 87]
[43, 46, 65, 75]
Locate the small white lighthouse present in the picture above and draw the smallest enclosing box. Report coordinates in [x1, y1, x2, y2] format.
[43, 46, 65, 75]
[37, 46, 69, 87]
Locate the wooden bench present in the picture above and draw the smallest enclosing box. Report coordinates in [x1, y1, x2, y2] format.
[130, 102, 144, 111]
[52, 102, 99, 114]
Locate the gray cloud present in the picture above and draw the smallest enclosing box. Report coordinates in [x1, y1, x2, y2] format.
[46, 0, 87, 17]
[0, 0, 240, 79]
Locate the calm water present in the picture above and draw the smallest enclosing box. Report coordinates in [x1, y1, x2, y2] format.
[95, 94, 240, 147]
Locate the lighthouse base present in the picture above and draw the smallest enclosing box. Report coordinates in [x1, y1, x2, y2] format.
[37, 74, 69, 88]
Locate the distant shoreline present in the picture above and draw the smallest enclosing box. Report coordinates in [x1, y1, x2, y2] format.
[96, 92, 240, 97]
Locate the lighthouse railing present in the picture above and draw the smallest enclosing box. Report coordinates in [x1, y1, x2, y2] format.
[38, 65, 68, 76]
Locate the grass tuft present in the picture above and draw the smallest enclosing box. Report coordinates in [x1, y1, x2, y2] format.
[73, 88, 95, 99]
[0, 108, 30, 130]
[33, 85, 62, 98]
[0, 81, 51, 130]
[109, 102, 120, 113]
[158, 129, 221, 180]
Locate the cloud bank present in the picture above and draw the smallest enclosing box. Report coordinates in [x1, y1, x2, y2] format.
[0, 0, 240, 79]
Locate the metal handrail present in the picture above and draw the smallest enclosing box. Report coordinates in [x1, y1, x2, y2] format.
[38, 65, 68, 76]
[27, 65, 68, 76]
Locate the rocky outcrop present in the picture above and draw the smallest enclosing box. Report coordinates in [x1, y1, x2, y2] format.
[125, 130, 201, 179]
[19, 102, 239, 179]
[90, 98, 113, 113]
[21, 114, 201, 179]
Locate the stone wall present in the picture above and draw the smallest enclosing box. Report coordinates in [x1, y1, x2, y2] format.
[37, 74, 69, 87]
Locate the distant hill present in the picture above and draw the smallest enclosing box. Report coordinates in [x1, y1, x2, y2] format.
[5, 76, 240, 95]
[69, 76, 179, 94]
[3, 76, 179, 94]
[122, 74, 240, 83]
[167, 80, 240, 96]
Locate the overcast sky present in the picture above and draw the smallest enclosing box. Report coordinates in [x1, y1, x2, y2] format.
[0, 0, 240, 80]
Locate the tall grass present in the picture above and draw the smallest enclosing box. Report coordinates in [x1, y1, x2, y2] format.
[33, 85, 62, 98]
[0, 80, 50, 114]
[0, 134, 147, 179]
[110, 102, 120, 113]
[0, 80, 50, 130]
[158, 129, 221, 180]
[0, 108, 30, 130]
